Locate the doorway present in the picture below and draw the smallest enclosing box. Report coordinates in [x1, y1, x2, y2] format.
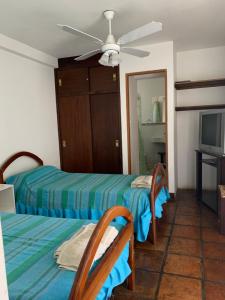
[126, 70, 167, 175]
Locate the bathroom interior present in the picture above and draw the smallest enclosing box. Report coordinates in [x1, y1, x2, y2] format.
[128, 71, 167, 175]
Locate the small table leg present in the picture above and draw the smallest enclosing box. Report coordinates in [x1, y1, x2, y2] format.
[219, 185, 225, 235]
[196, 151, 202, 201]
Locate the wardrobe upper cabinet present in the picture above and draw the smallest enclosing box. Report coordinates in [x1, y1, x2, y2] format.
[89, 66, 119, 93]
[57, 68, 89, 96]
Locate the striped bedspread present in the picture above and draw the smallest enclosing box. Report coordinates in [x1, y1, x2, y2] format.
[0, 212, 130, 300]
[6, 166, 170, 241]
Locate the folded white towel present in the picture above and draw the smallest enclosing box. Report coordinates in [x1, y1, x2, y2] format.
[55, 223, 118, 271]
[131, 175, 152, 188]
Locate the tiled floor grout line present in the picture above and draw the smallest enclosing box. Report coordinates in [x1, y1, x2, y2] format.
[200, 240, 225, 246]
[164, 251, 202, 259]
[162, 271, 201, 281]
[201, 256, 225, 262]
[170, 234, 225, 245]
[204, 278, 225, 285]
[155, 198, 178, 300]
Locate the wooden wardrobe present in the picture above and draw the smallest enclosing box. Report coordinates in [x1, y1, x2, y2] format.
[55, 55, 122, 174]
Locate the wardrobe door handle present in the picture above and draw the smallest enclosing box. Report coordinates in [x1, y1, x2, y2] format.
[115, 139, 120, 148]
[62, 140, 67, 148]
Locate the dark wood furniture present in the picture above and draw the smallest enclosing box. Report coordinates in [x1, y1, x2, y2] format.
[175, 78, 225, 111]
[196, 149, 225, 213]
[70, 206, 135, 300]
[55, 55, 122, 174]
[175, 104, 225, 112]
[218, 185, 225, 235]
[158, 151, 166, 164]
[0, 151, 168, 244]
[175, 78, 225, 90]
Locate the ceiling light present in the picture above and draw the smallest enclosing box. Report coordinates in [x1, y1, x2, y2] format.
[108, 52, 120, 67]
[98, 52, 109, 66]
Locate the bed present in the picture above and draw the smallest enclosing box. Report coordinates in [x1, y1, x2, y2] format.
[0, 206, 134, 300]
[0, 151, 170, 243]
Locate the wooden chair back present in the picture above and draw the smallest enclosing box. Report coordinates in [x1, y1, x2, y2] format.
[70, 206, 135, 300]
[150, 163, 167, 244]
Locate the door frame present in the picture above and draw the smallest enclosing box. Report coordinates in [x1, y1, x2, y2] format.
[125, 69, 168, 174]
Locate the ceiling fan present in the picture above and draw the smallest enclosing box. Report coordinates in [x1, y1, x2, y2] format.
[58, 10, 162, 67]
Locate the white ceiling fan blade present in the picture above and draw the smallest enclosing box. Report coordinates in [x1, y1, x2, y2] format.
[58, 24, 104, 45]
[117, 22, 162, 45]
[75, 49, 102, 61]
[121, 47, 150, 57]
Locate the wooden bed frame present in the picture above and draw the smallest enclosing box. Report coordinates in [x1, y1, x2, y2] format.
[150, 163, 167, 244]
[0, 151, 43, 184]
[0, 151, 168, 244]
[70, 206, 134, 300]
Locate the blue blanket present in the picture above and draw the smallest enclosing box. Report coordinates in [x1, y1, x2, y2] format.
[6, 166, 170, 241]
[0, 212, 130, 300]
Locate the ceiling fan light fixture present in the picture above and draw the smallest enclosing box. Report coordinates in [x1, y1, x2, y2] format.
[98, 52, 109, 66]
[109, 52, 120, 67]
[98, 50, 120, 67]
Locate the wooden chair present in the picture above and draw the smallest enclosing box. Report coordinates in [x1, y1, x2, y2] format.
[149, 163, 167, 244]
[69, 206, 135, 300]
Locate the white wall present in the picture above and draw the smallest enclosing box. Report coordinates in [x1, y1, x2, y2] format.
[176, 46, 225, 188]
[0, 221, 8, 300]
[119, 41, 175, 193]
[0, 34, 60, 178]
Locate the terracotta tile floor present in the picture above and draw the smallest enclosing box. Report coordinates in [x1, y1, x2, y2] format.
[113, 189, 225, 300]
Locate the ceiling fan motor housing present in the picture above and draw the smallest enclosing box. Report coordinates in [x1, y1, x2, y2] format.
[103, 10, 115, 21]
[101, 43, 120, 55]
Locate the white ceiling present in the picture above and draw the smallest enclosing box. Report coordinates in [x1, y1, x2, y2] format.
[0, 0, 225, 58]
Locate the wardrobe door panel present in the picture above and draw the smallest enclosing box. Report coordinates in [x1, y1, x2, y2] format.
[58, 96, 93, 172]
[90, 93, 122, 174]
[57, 68, 89, 96]
[89, 66, 119, 93]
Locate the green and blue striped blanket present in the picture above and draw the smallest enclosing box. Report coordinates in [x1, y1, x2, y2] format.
[1, 212, 130, 300]
[6, 166, 170, 241]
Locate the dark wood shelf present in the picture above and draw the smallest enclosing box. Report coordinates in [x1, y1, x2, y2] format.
[175, 78, 225, 90]
[196, 149, 225, 159]
[202, 158, 217, 167]
[142, 122, 166, 125]
[175, 104, 225, 111]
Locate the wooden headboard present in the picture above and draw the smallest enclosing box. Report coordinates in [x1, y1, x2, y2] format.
[0, 151, 43, 184]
